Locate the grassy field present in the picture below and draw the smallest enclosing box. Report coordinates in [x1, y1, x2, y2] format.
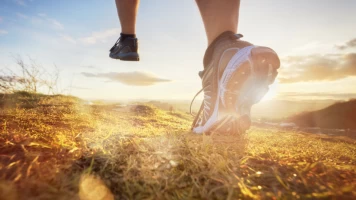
[0, 92, 355, 200]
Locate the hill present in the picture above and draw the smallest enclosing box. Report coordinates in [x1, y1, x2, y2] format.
[288, 99, 356, 129]
[251, 99, 337, 120]
[91, 98, 338, 120]
[118, 99, 337, 120]
[0, 93, 355, 199]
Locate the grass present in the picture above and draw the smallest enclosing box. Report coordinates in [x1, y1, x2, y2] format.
[0, 92, 355, 200]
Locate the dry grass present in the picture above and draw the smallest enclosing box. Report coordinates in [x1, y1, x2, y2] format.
[0, 92, 355, 200]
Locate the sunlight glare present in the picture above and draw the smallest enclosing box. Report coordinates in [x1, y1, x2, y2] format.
[261, 82, 278, 101]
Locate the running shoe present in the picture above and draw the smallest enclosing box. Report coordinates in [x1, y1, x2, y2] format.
[109, 36, 139, 61]
[191, 31, 280, 134]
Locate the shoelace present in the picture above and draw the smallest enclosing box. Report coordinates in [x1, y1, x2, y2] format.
[190, 84, 210, 130]
[110, 37, 121, 52]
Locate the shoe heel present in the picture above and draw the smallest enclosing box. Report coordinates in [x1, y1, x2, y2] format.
[221, 46, 280, 117]
[250, 47, 280, 85]
[248, 47, 280, 103]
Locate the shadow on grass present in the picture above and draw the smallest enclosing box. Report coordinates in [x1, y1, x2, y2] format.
[64, 132, 355, 200]
[1, 130, 356, 200]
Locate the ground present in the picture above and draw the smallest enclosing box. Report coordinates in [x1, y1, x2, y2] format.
[0, 92, 355, 200]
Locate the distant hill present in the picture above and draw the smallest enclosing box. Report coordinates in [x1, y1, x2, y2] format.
[287, 99, 356, 129]
[251, 99, 337, 120]
[145, 99, 338, 120]
[89, 99, 340, 120]
[0, 91, 82, 109]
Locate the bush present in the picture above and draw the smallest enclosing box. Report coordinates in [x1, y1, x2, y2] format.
[0, 56, 60, 94]
[130, 105, 156, 116]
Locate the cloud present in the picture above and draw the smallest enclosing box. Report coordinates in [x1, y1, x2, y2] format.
[277, 92, 356, 100]
[15, 12, 64, 31]
[16, 12, 29, 19]
[36, 14, 64, 30]
[13, 0, 26, 6]
[81, 65, 97, 69]
[59, 34, 76, 44]
[79, 29, 120, 45]
[81, 71, 171, 86]
[48, 18, 64, 30]
[279, 53, 356, 83]
[71, 86, 91, 90]
[58, 28, 120, 45]
[22, 13, 64, 31]
[336, 38, 356, 50]
[38, 13, 46, 17]
[0, 30, 8, 35]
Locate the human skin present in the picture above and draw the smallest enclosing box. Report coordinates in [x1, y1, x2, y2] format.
[114, 0, 240, 45]
[115, 0, 140, 34]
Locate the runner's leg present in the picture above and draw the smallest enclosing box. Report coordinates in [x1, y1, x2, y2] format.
[195, 0, 240, 45]
[115, 0, 140, 34]
[110, 0, 140, 61]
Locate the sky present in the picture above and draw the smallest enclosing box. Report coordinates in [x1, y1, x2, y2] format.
[0, 0, 356, 101]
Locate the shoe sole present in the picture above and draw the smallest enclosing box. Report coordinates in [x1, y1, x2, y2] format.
[110, 52, 140, 61]
[193, 46, 279, 135]
[220, 46, 280, 130]
[208, 114, 251, 135]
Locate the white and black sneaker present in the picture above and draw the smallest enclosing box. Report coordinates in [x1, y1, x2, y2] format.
[109, 36, 139, 61]
[191, 31, 280, 134]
